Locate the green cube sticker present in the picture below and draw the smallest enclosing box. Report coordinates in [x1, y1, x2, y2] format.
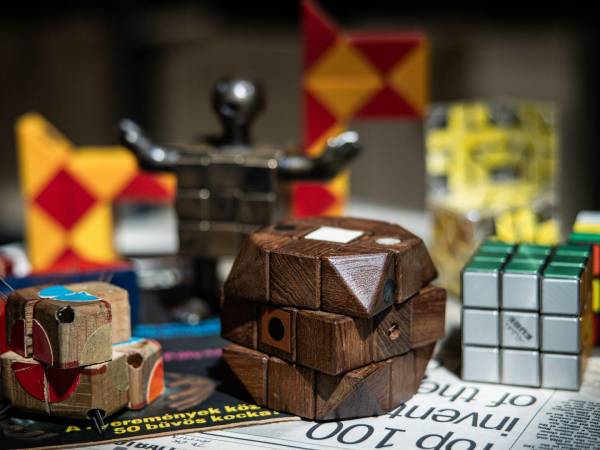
[516, 244, 553, 257]
[544, 263, 583, 280]
[465, 259, 504, 272]
[505, 260, 543, 274]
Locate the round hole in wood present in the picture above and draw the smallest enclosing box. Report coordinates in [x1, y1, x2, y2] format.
[127, 353, 143, 368]
[268, 317, 285, 341]
[56, 306, 75, 324]
[387, 323, 401, 341]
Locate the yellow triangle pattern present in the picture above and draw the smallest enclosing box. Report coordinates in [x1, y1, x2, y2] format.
[387, 42, 428, 115]
[69, 203, 117, 262]
[27, 204, 68, 269]
[305, 41, 383, 119]
[16, 113, 72, 199]
[68, 147, 138, 201]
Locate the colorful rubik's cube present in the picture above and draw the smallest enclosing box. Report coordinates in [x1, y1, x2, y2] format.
[461, 241, 593, 390]
[570, 211, 600, 345]
[426, 100, 560, 296]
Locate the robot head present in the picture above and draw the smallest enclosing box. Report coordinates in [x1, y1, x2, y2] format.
[212, 78, 264, 145]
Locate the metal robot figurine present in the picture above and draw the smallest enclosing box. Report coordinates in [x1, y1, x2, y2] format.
[119, 78, 361, 314]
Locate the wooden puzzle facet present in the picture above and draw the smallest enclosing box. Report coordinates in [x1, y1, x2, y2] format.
[222, 217, 445, 419]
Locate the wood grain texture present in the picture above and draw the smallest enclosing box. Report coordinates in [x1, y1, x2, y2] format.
[224, 232, 290, 302]
[270, 239, 340, 309]
[296, 309, 371, 375]
[409, 286, 446, 347]
[32, 298, 112, 368]
[359, 232, 437, 304]
[268, 356, 315, 419]
[1, 351, 49, 414]
[316, 360, 389, 420]
[114, 339, 164, 410]
[67, 282, 131, 343]
[223, 344, 269, 406]
[414, 343, 435, 389]
[321, 250, 395, 318]
[258, 306, 297, 362]
[388, 350, 416, 408]
[372, 301, 411, 362]
[6, 287, 40, 357]
[224, 216, 437, 316]
[49, 351, 129, 418]
[221, 296, 258, 349]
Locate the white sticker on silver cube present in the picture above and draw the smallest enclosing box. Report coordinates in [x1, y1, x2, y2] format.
[303, 226, 364, 243]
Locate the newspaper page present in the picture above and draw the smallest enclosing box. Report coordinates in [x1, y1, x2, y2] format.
[89, 355, 600, 450]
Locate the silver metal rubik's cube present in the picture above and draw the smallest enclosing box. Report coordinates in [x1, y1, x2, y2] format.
[461, 241, 593, 390]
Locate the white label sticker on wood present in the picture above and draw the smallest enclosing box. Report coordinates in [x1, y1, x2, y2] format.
[303, 226, 364, 243]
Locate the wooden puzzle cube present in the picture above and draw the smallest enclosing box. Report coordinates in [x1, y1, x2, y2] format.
[1, 282, 164, 424]
[6, 282, 134, 369]
[222, 217, 445, 419]
[461, 241, 594, 389]
[113, 338, 165, 410]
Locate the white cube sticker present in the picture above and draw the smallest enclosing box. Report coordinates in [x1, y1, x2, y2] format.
[303, 226, 364, 243]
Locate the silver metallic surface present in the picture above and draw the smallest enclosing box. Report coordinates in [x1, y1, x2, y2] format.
[501, 349, 540, 387]
[541, 277, 581, 315]
[541, 353, 580, 390]
[462, 308, 500, 346]
[462, 346, 500, 383]
[541, 315, 580, 353]
[502, 272, 540, 311]
[462, 270, 500, 309]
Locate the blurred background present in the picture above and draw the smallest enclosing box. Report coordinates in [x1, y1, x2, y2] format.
[0, 0, 598, 245]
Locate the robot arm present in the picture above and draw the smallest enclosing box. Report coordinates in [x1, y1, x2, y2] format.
[118, 119, 181, 171]
[277, 131, 361, 181]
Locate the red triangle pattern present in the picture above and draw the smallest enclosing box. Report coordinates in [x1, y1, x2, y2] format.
[304, 89, 338, 149]
[292, 182, 337, 217]
[116, 173, 174, 202]
[354, 84, 419, 119]
[349, 35, 421, 74]
[303, 0, 338, 69]
[43, 248, 125, 273]
[47, 366, 81, 403]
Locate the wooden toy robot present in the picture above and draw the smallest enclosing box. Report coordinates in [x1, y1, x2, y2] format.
[1, 282, 164, 433]
[221, 216, 446, 419]
[118, 78, 361, 310]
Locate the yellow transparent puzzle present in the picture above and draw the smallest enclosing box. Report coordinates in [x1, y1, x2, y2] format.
[425, 100, 560, 295]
